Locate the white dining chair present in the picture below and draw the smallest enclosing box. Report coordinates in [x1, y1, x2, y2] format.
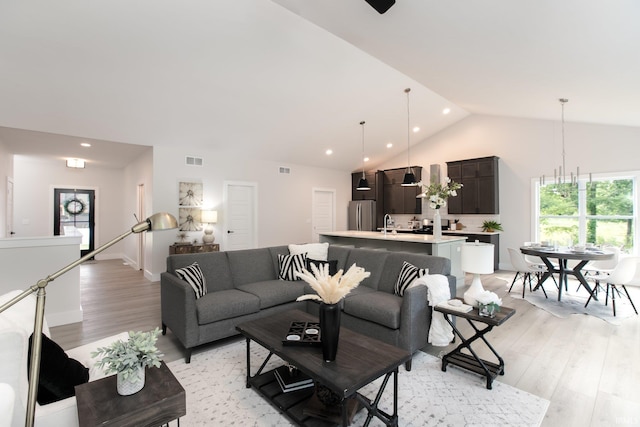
[581, 245, 620, 294]
[508, 248, 548, 298]
[589, 256, 640, 316]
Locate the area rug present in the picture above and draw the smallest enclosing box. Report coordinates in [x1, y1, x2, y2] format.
[497, 274, 638, 325]
[167, 339, 549, 426]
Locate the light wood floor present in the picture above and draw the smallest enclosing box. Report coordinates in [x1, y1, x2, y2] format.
[51, 259, 640, 427]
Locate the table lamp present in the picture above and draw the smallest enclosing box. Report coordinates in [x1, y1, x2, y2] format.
[201, 210, 218, 244]
[0, 212, 178, 427]
[461, 241, 495, 307]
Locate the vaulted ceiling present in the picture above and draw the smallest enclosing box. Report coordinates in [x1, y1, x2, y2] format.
[1, 1, 638, 171]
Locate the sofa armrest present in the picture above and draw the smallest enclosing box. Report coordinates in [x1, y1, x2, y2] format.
[160, 272, 199, 349]
[398, 284, 429, 353]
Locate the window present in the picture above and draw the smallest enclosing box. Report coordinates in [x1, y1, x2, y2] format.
[535, 173, 637, 253]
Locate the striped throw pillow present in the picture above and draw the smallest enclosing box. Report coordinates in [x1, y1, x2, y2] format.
[278, 253, 307, 281]
[175, 262, 207, 298]
[394, 261, 429, 296]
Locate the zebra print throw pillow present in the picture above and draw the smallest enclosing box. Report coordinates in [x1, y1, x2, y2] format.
[394, 261, 429, 296]
[175, 262, 207, 298]
[278, 253, 307, 281]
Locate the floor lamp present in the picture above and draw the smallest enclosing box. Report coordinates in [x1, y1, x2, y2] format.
[0, 212, 178, 427]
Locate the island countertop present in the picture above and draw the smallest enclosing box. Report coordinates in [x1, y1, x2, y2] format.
[319, 230, 467, 244]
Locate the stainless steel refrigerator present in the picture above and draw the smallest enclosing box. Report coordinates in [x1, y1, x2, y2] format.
[348, 200, 377, 231]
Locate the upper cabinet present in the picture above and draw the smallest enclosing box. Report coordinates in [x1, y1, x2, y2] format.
[351, 171, 379, 201]
[447, 156, 499, 214]
[382, 166, 422, 215]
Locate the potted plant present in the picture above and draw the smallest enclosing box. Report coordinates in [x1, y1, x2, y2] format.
[481, 220, 503, 232]
[92, 328, 163, 395]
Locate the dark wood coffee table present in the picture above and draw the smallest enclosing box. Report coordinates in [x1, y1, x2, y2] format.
[75, 361, 185, 427]
[236, 309, 411, 427]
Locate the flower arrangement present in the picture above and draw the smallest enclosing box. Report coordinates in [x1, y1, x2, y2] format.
[476, 291, 502, 317]
[295, 263, 371, 304]
[419, 177, 463, 210]
[92, 328, 163, 380]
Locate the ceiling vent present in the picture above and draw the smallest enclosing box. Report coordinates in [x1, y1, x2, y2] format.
[279, 166, 291, 174]
[185, 156, 203, 166]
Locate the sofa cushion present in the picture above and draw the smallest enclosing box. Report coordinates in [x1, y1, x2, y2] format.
[343, 291, 402, 330]
[195, 290, 260, 324]
[167, 252, 235, 291]
[175, 262, 207, 298]
[344, 249, 390, 290]
[227, 248, 277, 286]
[378, 252, 451, 294]
[326, 245, 351, 271]
[278, 253, 307, 281]
[394, 261, 428, 296]
[288, 242, 329, 261]
[237, 280, 306, 309]
[28, 333, 89, 405]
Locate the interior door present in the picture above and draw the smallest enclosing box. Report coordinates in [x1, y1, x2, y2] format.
[224, 182, 257, 250]
[53, 188, 95, 257]
[312, 188, 335, 242]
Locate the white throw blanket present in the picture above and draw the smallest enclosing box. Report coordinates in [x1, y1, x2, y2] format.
[408, 275, 454, 346]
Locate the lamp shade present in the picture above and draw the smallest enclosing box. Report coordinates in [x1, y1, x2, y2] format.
[461, 242, 494, 274]
[356, 177, 371, 191]
[201, 210, 218, 224]
[401, 172, 417, 186]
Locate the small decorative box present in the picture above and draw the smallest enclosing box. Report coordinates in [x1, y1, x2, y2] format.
[282, 321, 321, 346]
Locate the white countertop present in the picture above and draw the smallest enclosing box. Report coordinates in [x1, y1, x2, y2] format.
[320, 231, 467, 244]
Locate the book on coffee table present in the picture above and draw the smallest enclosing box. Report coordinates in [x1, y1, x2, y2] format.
[273, 365, 314, 392]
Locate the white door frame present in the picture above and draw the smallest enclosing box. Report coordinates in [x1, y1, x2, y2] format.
[223, 181, 258, 250]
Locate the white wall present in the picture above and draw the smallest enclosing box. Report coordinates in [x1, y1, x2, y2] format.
[377, 114, 640, 268]
[149, 146, 351, 280]
[12, 155, 129, 258]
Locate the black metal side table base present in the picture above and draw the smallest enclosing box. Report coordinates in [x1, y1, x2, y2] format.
[435, 301, 515, 390]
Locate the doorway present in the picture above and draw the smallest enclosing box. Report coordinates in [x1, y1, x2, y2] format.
[311, 188, 336, 242]
[53, 188, 95, 257]
[223, 181, 257, 250]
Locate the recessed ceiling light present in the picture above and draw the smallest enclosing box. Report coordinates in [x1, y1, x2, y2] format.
[412, 126, 420, 133]
[386, 143, 393, 148]
[81, 142, 91, 147]
[442, 108, 451, 115]
[325, 149, 333, 155]
[364, 157, 370, 162]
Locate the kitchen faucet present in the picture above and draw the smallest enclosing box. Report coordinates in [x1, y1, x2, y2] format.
[383, 214, 391, 235]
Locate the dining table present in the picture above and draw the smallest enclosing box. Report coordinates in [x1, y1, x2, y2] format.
[520, 246, 615, 303]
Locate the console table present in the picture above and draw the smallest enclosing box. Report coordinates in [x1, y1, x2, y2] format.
[434, 300, 515, 389]
[236, 309, 411, 426]
[75, 361, 185, 427]
[169, 243, 219, 254]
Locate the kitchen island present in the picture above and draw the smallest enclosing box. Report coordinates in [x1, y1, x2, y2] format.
[319, 231, 467, 286]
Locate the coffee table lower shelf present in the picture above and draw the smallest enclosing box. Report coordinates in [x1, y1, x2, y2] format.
[248, 369, 364, 427]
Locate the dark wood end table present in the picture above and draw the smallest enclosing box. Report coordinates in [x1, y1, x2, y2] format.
[434, 300, 515, 389]
[75, 361, 186, 427]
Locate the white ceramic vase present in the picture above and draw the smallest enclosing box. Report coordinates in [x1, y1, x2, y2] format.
[433, 209, 442, 241]
[117, 365, 145, 396]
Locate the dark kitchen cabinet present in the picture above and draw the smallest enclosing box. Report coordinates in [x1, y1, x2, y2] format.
[382, 166, 422, 215]
[447, 156, 499, 214]
[351, 171, 379, 201]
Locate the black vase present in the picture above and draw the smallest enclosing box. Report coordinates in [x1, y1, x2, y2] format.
[319, 302, 341, 362]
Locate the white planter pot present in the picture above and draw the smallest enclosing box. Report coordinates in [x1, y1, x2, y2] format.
[117, 365, 146, 396]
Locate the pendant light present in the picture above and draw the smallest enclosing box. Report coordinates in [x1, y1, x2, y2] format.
[401, 88, 418, 186]
[356, 120, 371, 191]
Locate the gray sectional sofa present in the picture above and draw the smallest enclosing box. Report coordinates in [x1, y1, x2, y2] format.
[160, 244, 455, 370]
